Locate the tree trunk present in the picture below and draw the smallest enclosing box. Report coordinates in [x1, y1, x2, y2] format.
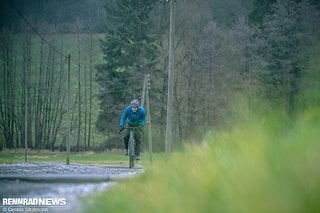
[0, 30, 15, 149]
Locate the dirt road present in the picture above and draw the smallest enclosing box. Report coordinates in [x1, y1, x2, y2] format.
[0, 163, 143, 212]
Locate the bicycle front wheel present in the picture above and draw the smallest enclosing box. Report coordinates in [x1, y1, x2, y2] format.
[128, 137, 135, 168]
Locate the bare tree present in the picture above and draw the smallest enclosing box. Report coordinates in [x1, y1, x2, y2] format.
[0, 29, 16, 149]
[261, 0, 320, 114]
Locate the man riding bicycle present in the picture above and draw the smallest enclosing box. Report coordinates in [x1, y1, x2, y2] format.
[119, 99, 146, 160]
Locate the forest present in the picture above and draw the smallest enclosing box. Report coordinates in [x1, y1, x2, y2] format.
[0, 0, 320, 152]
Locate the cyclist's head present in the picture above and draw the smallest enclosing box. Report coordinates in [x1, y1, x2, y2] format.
[130, 99, 139, 112]
[130, 99, 139, 108]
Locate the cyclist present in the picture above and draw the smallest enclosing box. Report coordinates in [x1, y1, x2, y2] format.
[119, 99, 146, 160]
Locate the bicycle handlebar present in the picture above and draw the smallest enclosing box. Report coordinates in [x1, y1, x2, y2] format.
[119, 126, 144, 134]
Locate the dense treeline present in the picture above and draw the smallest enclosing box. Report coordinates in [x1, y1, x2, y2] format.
[96, 0, 320, 151]
[0, 0, 106, 33]
[1, 0, 320, 152]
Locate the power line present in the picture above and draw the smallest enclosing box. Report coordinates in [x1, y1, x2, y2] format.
[8, 0, 68, 59]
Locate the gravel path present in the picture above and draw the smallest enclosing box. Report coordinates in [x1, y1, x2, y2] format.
[0, 163, 143, 212]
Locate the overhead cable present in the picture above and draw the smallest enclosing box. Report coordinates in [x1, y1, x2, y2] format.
[8, 0, 68, 59]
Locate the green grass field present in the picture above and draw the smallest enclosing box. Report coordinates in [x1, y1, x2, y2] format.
[0, 150, 164, 166]
[82, 107, 320, 213]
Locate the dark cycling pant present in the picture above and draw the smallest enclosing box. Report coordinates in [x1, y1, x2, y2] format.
[123, 127, 142, 156]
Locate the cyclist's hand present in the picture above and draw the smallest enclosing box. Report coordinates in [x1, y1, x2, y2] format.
[119, 127, 124, 133]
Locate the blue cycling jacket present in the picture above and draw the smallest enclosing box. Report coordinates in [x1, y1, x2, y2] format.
[120, 106, 146, 127]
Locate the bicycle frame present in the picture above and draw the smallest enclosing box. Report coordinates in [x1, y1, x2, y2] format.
[122, 127, 143, 168]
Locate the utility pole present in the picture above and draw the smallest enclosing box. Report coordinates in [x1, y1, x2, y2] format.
[24, 82, 28, 163]
[66, 54, 71, 165]
[165, 0, 175, 154]
[146, 75, 153, 163]
[141, 74, 147, 107]
[141, 74, 153, 163]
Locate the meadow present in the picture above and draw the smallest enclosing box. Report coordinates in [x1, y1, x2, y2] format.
[0, 150, 163, 166]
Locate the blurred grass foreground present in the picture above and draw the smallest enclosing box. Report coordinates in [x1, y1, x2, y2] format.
[84, 106, 320, 213]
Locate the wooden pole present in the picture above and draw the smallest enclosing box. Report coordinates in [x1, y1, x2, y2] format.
[165, 0, 175, 154]
[66, 54, 71, 165]
[141, 75, 147, 107]
[24, 81, 28, 163]
[146, 75, 153, 163]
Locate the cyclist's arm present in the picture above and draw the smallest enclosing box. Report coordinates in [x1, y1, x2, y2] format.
[120, 107, 129, 127]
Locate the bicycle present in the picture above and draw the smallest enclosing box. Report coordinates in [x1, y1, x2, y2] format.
[119, 126, 143, 168]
